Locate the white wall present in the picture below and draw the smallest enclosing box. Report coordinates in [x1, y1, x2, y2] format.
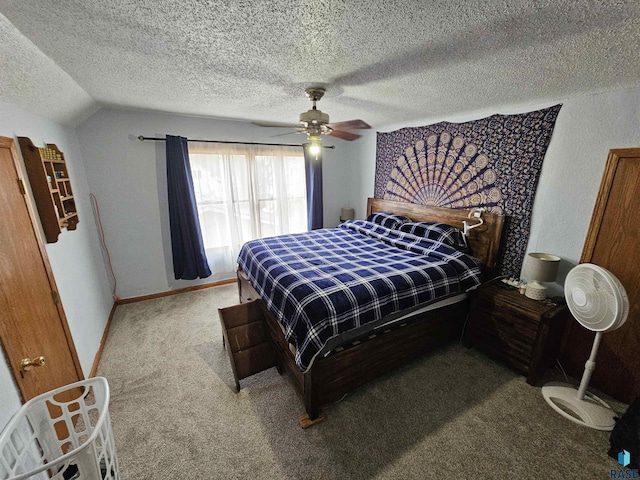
[347, 87, 640, 293]
[0, 101, 113, 432]
[75, 109, 355, 299]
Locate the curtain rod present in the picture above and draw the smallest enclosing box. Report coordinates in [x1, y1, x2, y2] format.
[137, 135, 335, 149]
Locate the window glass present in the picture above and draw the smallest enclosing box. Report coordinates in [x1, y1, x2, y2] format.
[189, 144, 307, 275]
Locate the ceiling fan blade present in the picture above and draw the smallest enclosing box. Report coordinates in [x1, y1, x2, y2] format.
[252, 121, 300, 128]
[328, 130, 361, 141]
[327, 119, 371, 130]
[271, 130, 304, 137]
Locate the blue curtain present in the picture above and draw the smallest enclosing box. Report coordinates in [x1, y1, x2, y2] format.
[165, 135, 212, 280]
[303, 144, 323, 230]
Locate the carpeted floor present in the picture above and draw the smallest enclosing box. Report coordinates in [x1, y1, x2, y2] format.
[97, 284, 623, 479]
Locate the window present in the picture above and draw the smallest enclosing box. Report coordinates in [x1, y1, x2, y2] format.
[189, 143, 307, 276]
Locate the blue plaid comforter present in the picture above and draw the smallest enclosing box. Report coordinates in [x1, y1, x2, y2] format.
[237, 220, 482, 371]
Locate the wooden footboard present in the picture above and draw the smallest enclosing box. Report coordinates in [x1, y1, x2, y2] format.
[239, 267, 469, 421]
[260, 296, 469, 421]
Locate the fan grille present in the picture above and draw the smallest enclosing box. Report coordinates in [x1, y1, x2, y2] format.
[564, 263, 629, 332]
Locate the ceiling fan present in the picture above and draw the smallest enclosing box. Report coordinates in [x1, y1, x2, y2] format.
[253, 87, 371, 150]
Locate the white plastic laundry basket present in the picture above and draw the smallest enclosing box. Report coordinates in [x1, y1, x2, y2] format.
[0, 377, 119, 480]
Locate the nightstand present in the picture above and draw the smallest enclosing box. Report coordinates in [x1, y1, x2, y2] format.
[462, 283, 568, 385]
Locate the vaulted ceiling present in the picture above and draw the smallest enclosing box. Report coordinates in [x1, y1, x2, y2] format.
[1, 1, 639, 128]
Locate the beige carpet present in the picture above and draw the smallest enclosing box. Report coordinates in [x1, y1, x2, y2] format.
[97, 284, 623, 479]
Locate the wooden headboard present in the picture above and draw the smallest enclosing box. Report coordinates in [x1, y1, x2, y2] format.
[367, 197, 505, 272]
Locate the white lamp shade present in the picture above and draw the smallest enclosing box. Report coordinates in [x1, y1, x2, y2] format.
[522, 252, 561, 283]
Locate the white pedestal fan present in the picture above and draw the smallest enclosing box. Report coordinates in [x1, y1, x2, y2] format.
[542, 263, 629, 431]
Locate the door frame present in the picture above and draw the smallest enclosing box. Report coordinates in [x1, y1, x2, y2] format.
[0, 136, 83, 401]
[560, 147, 640, 403]
[581, 148, 640, 262]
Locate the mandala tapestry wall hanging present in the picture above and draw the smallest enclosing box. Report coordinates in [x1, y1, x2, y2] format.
[374, 104, 562, 276]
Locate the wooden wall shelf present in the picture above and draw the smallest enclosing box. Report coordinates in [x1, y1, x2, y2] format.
[18, 137, 79, 243]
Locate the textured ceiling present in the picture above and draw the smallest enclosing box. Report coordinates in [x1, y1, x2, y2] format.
[1, 1, 640, 128]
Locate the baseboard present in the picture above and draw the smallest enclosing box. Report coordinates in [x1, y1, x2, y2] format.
[89, 279, 238, 376]
[115, 278, 237, 305]
[90, 302, 118, 378]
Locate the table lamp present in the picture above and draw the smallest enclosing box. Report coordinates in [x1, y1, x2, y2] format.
[522, 252, 560, 300]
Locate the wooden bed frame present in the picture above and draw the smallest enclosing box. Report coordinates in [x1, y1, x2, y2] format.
[238, 198, 505, 426]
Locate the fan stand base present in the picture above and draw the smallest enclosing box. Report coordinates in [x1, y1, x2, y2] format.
[542, 382, 617, 431]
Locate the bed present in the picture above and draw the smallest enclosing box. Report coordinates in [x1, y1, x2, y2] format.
[236, 197, 504, 425]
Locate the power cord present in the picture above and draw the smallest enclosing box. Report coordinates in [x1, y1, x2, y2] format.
[90, 193, 120, 301]
[555, 358, 570, 383]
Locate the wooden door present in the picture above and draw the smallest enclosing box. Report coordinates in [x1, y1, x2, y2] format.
[0, 136, 82, 402]
[562, 148, 640, 404]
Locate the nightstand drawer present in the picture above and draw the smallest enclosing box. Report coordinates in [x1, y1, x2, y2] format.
[466, 326, 531, 372]
[464, 331, 531, 374]
[471, 302, 538, 340]
[476, 289, 555, 322]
